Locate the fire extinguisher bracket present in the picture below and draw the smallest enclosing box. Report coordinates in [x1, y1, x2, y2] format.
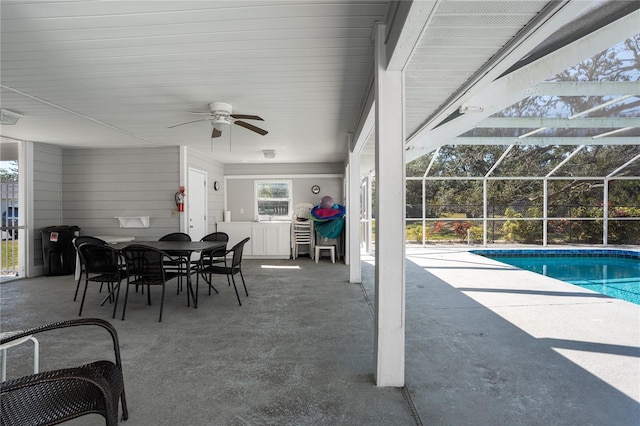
[115, 216, 150, 228]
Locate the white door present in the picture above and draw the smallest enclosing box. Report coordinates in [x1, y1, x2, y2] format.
[187, 168, 207, 240]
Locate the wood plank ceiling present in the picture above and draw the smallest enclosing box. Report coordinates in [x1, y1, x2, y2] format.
[1, 1, 638, 172]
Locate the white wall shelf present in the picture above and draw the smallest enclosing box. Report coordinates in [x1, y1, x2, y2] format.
[115, 216, 150, 228]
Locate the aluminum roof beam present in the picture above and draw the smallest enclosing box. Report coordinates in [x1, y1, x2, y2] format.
[406, 8, 640, 163]
[479, 117, 640, 128]
[436, 137, 638, 146]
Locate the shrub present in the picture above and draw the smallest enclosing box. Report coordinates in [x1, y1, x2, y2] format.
[452, 222, 471, 241]
[502, 207, 542, 243]
[406, 224, 427, 243]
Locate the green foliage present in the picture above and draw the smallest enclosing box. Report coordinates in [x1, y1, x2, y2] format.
[0, 161, 18, 181]
[406, 224, 425, 243]
[1, 241, 19, 271]
[502, 207, 543, 243]
[608, 206, 640, 244]
[469, 225, 483, 242]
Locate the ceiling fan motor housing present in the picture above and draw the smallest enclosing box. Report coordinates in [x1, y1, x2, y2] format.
[209, 102, 232, 115]
[209, 102, 233, 125]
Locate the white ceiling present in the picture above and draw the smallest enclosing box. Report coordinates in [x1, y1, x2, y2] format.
[1, 1, 638, 171]
[1, 1, 390, 164]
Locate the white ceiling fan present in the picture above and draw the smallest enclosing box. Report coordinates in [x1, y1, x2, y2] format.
[168, 102, 268, 138]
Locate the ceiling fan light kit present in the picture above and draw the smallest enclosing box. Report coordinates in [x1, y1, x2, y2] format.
[262, 149, 276, 159]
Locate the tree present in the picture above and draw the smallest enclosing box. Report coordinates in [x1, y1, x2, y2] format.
[0, 161, 18, 181]
[404, 34, 640, 227]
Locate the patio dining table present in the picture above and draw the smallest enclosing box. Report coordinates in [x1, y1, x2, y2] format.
[110, 240, 226, 309]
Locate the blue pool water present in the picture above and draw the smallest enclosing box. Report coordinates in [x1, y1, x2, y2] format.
[470, 249, 640, 305]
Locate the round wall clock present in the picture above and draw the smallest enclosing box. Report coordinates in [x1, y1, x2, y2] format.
[213, 181, 220, 191]
[311, 185, 321, 194]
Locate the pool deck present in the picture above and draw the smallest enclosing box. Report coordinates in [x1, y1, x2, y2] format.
[1, 244, 638, 425]
[394, 245, 640, 425]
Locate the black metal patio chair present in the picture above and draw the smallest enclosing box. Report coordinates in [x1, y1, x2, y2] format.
[121, 245, 179, 322]
[77, 243, 125, 318]
[73, 236, 108, 301]
[196, 237, 250, 306]
[159, 232, 194, 295]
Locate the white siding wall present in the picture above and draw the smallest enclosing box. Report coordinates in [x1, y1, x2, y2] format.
[62, 147, 180, 240]
[224, 162, 344, 221]
[186, 147, 225, 235]
[32, 143, 63, 271]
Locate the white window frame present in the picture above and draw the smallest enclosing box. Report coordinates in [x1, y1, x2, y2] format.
[255, 179, 293, 221]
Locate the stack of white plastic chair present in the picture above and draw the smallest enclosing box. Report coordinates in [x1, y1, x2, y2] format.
[291, 203, 314, 259]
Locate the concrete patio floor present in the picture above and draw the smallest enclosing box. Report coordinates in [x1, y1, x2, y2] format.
[1, 246, 638, 425]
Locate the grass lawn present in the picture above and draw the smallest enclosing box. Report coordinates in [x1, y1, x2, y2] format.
[1, 240, 19, 272]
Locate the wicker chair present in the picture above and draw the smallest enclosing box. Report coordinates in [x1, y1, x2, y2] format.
[195, 232, 229, 290]
[73, 236, 109, 301]
[121, 245, 179, 322]
[196, 237, 250, 306]
[0, 318, 129, 426]
[159, 232, 193, 296]
[77, 243, 125, 318]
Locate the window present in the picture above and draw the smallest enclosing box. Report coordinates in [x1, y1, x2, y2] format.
[255, 180, 292, 220]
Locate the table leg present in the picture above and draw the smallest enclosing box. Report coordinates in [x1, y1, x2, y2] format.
[186, 254, 197, 309]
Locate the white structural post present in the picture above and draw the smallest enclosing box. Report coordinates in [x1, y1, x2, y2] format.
[348, 148, 362, 283]
[543, 178, 548, 246]
[603, 178, 609, 246]
[483, 179, 488, 246]
[374, 22, 405, 387]
[366, 175, 373, 254]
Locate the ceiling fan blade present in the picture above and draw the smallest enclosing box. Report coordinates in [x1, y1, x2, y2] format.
[211, 127, 223, 138]
[230, 114, 264, 121]
[168, 118, 210, 128]
[234, 120, 268, 135]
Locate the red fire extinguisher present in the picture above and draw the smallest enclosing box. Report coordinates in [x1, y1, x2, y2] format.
[175, 186, 186, 212]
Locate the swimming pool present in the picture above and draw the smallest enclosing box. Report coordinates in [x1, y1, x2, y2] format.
[470, 249, 640, 305]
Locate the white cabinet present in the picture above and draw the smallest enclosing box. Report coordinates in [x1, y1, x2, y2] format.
[217, 221, 291, 259]
[217, 222, 253, 255]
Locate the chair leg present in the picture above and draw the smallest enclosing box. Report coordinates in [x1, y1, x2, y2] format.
[239, 270, 248, 297]
[121, 281, 131, 320]
[230, 275, 242, 306]
[73, 271, 82, 301]
[78, 278, 89, 316]
[158, 284, 165, 322]
[112, 281, 121, 319]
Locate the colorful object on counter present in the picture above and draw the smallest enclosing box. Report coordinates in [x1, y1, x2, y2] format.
[311, 198, 346, 238]
[320, 196, 334, 209]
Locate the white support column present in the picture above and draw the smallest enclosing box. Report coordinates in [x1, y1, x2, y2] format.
[374, 23, 405, 387]
[366, 174, 373, 254]
[179, 146, 189, 233]
[543, 178, 548, 246]
[603, 179, 609, 246]
[347, 148, 362, 283]
[483, 179, 488, 246]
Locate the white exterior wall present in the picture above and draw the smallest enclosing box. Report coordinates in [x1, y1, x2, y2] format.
[62, 147, 180, 240]
[31, 143, 63, 275]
